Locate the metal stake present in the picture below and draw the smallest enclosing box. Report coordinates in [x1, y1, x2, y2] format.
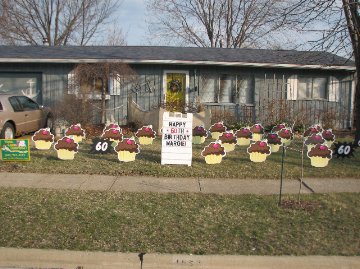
[278, 145, 285, 206]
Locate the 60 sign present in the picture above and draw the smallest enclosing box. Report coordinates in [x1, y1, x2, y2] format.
[334, 142, 355, 158]
[89, 138, 114, 154]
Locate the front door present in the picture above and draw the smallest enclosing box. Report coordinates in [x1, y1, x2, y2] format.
[164, 71, 188, 112]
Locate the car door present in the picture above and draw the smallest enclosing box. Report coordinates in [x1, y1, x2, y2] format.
[16, 96, 43, 133]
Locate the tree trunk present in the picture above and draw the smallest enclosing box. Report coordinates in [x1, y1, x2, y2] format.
[101, 79, 106, 124]
[342, 0, 360, 142]
[355, 66, 360, 143]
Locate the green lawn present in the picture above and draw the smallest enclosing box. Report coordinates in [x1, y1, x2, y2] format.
[0, 188, 359, 255]
[0, 137, 359, 179]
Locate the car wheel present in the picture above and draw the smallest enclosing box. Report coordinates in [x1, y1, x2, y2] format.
[1, 122, 15, 139]
[45, 115, 54, 132]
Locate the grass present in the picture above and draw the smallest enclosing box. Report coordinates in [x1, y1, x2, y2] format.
[0, 187, 359, 255]
[0, 137, 359, 179]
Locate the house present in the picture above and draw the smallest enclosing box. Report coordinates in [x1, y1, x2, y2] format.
[0, 46, 355, 129]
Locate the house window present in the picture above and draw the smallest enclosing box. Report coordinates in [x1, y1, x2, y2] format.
[67, 71, 110, 100]
[237, 75, 254, 104]
[0, 73, 41, 103]
[298, 76, 327, 100]
[199, 74, 236, 103]
[80, 77, 106, 94]
[219, 75, 236, 103]
[199, 74, 217, 103]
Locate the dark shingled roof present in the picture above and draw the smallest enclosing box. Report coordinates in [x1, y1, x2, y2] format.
[0, 46, 354, 70]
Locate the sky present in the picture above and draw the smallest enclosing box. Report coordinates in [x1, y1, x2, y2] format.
[115, 0, 148, 45]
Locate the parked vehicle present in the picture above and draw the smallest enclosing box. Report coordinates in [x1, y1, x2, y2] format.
[0, 94, 53, 139]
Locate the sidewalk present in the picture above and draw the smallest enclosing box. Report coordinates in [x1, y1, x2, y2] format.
[0, 172, 360, 194]
[1, 247, 360, 269]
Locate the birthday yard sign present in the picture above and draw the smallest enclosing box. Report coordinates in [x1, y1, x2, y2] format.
[161, 112, 193, 166]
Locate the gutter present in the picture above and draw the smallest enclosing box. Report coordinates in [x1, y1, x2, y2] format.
[0, 58, 355, 71]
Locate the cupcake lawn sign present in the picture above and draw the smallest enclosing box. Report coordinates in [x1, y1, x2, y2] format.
[114, 137, 140, 162]
[101, 127, 123, 142]
[265, 133, 282, 153]
[218, 131, 237, 152]
[235, 127, 253, 146]
[65, 124, 86, 143]
[54, 136, 79, 160]
[209, 122, 227, 140]
[250, 124, 264, 141]
[247, 140, 271, 163]
[136, 125, 156, 145]
[201, 141, 226, 164]
[192, 125, 208, 144]
[307, 144, 333, 167]
[32, 128, 54, 150]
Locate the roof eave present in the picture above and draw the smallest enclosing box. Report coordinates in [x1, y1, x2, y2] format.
[0, 58, 355, 71]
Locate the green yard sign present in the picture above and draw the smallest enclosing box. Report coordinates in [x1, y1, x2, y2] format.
[0, 139, 30, 161]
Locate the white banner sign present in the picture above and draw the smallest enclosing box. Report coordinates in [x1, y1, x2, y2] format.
[161, 112, 193, 166]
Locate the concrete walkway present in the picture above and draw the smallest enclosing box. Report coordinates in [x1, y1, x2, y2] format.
[0, 172, 359, 194]
[1, 247, 360, 269]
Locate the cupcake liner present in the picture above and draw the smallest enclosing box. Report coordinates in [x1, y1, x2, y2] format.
[325, 141, 334, 148]
[249, 152, 268, 163]
[211, 132, 223, 140]
[57, 149, 76, 160]
[252, 133, 263, 142]
[281, 138, 292, 146]
[237, 137, 251, 146]
[310, 156, 330, 168]
[70, 135, 84, 143]
[306, 144, 317, 152]
[138, 137, 154, 145]
[117, 151, 137, 162]
[204, 154, 223, 164]
[269, 144, 280, 153]
[222, 143, 236, 152]
[192, 136, 206, 144]
[34, 140, 52, 150]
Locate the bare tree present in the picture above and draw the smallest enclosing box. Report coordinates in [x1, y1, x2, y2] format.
[282, 0, 360, 141]
[96, 23, 128, 46]
[71, 62, 136, 124]
[0, 0, 120, 46]
[146, 0, 285, 48]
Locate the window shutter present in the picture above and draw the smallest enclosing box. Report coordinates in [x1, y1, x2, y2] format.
[67, 70, 79, 95]
[109, 74, 121, 95]
[287, 75, 298, 100]
[329, 76, 340, 102]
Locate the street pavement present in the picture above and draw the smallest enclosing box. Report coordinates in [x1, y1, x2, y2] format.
[0, 172, 359, 269]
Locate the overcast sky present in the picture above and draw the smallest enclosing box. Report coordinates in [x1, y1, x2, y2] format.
[116, 0, 147, 45]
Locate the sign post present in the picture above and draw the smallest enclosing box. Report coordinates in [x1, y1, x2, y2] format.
[161, 112, 193, 166]
[0, 139, 30, 161]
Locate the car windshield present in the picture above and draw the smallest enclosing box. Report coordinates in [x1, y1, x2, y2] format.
[17, 96, 39, 110]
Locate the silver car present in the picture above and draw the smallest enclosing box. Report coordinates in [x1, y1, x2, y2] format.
[0, 94, 53, 139]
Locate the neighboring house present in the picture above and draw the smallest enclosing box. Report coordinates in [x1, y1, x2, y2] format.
[0, 46, 355, 129]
